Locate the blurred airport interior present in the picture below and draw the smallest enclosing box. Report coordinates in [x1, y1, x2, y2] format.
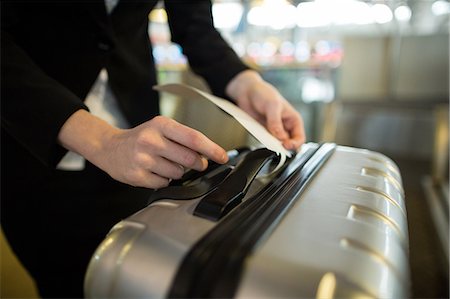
[151, 0, 449, 298]
[1, 0, 448, 298]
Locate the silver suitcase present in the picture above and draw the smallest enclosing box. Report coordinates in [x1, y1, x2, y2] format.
[84, 143, 410, 298]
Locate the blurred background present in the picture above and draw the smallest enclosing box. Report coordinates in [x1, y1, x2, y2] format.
[2, 0, 448, 298]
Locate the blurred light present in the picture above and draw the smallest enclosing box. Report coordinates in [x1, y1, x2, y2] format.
[268, 1, 297, 30]
[149, 8, 168, 23]
[300, 77, 334, 103]
[296, 1, 331, 28]
[153, 45, 165, 63]
[279, 41, 295, 57]
[349, 1, 373, 25]
[432, 0, 450, 15]
[332, 0, 373, 25]
[316, 272, 337, 299]
[394, 5, 412, 22]
[261, 41, 277, 57]
[152, 44, 186, 65]
[315, 40, 331, 56]
[232, 42, 246, 58]
[296, 0, 373, 28]
[247, 0, 297, 30]
[167, 44, 184, 62]
[247, 42, 262, 58]
[295, 41, 310, 63]
[372, 4, 393, 24]
[212, 2, 243, 30]
[247, 6, 266, 27]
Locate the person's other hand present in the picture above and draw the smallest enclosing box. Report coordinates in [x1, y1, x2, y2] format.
[226, 70, 305, 151]
[59, 111, 228, 189]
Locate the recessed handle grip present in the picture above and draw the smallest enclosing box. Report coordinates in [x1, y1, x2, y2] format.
[147, 147, 251, 204]
[194, 148, 278, 221]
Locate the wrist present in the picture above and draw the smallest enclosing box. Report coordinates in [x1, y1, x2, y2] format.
[58, 109, 121, 168]
[225, 69, 264, 102]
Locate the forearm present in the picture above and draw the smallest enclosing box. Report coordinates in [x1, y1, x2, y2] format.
[57, 110, 228, 189]
[57, 109, 120, 170]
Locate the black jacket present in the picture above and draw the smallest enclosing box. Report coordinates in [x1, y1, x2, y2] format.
[1, 0, 248, 168]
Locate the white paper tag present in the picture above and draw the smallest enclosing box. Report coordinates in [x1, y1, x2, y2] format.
[154, 83, 290, 169]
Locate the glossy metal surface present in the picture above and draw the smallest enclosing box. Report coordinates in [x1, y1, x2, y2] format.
[84, 143, 409, 298]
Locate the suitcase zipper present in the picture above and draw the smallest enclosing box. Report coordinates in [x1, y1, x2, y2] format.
[168, 143, 336, 299]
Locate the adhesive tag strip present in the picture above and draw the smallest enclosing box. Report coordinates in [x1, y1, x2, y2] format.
[153, 83, 290, 169]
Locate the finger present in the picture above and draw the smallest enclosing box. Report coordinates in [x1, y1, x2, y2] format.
[133, 170, 171, 189]
[138, 154, 185, 179]
[265, 103, 289, 141]
[160, 138, 210, 171]
[158, 118, 228, 164]
[282, 114, 306, 150]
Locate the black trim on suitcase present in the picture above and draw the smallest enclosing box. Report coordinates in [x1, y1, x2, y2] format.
[147, 148, 252, 203]
[194, 148, 277, 221]
[168, 143, 337, 299]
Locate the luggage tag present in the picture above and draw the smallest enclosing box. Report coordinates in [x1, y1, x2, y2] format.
[153, 83, 291, 172]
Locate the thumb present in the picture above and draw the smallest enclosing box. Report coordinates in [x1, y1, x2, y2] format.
[265, 104, 289, 141]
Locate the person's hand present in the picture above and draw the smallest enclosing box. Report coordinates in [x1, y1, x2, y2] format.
[105, 116, 228, 188]
[226, 70, 305, 151]
[58, 111, 228, 189]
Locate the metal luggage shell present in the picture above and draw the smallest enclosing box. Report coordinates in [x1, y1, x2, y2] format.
[84, 143, 410, 298]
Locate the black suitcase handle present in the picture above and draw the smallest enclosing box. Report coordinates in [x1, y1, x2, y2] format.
[170, 147, 249, 187]
[147, 147, 251, 204]
[194, 148, 279, 221]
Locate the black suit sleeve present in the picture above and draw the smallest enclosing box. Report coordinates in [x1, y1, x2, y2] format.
[1, 31, 89, 167]
[164, 0, 250, 99]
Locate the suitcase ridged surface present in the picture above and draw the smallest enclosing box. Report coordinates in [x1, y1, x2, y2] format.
[84, 143, 409, 298]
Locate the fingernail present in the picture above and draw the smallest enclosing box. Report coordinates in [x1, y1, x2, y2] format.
[292, 141, 302, 150]
[221, 152, 229, 163]
[284, 140, 297, 150]
[200, 157, 208, 170]
[283, 141, 292, 150]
